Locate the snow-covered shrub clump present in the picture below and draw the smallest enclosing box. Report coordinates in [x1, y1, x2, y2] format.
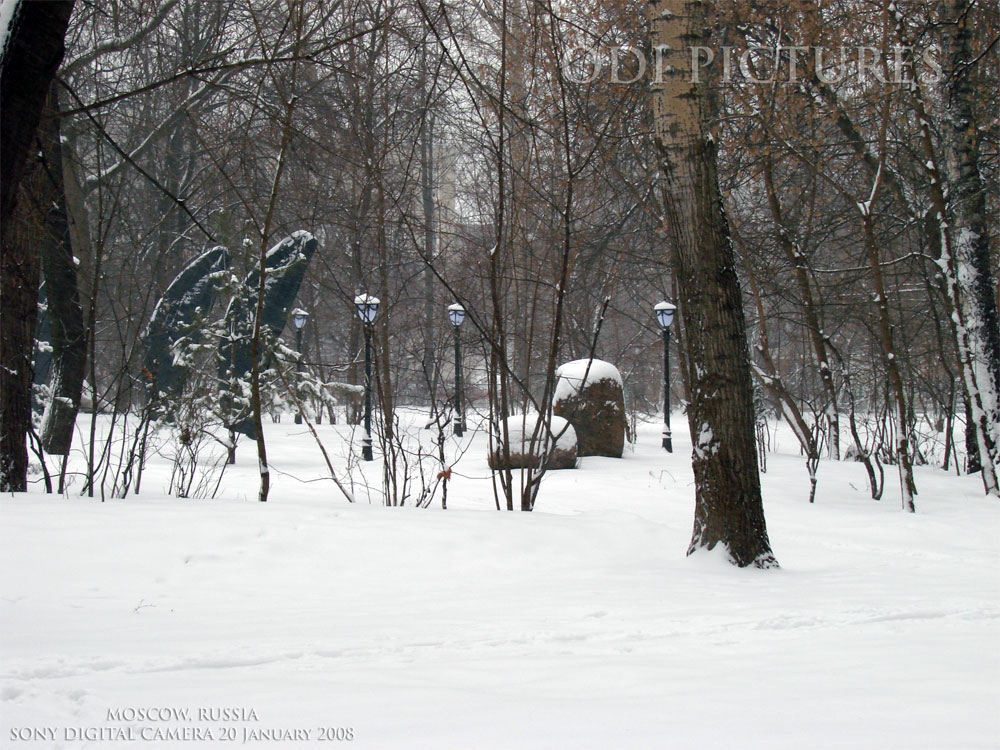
[488, 413, 577, 470]
[553, 359, 626, 458]
[553, 359, 623, 404]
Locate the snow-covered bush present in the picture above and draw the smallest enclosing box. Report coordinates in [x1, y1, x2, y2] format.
[553, 359, 625, 458]
[488, 413, 577, 470]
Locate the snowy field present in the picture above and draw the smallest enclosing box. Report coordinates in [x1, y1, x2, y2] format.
[2, 414, 998, 749]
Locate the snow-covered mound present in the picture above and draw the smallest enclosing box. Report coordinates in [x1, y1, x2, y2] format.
[489, 413, 577, 470]
[498, 413, 576, 451]
[554, 359, 626, 458]
[553, 358, 623, 404]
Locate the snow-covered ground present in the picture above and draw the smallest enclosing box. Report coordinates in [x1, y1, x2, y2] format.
[2, 414, 998, 748]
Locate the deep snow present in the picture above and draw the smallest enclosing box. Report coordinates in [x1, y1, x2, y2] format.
[1, 415, 998, 749]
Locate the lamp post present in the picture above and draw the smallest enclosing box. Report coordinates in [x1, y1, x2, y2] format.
[447, 303, 466, 436]
[291, 308, 309, 425]
[354, 294, 380, 461]
[654, 301, 676, 452]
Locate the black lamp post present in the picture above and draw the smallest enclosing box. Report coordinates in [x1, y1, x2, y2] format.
[654, 301, 676, 452]
[354, 294, 380, 461]
[291, 308, 309, 425]
[447, 303, 466, 436]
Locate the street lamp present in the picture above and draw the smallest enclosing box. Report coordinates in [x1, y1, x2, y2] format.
[354, 294, 380, 461]
[654, 301, 676, 452]
[290, 308, 309, 425]
[447, 303, 466, 436]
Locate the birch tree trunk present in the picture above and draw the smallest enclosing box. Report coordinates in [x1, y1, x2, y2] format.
[648, 0, 777, 567]
[936, 0, 1000, 495]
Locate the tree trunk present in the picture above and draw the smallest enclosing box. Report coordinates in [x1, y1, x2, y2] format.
[965, 397, 982, 474]
[0, 161, 43, 491]
[38, 85, 86, 456]
[420, 45, 438, 405]
[0, 0, 76, 222]
[936, 0, 1000, 495]
[248, 15, 303, 500]
[858, 209, 917, 512]
[648, 0, 777, 567]
[0, 0, 75, 492]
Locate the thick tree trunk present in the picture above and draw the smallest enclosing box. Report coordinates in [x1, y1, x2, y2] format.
[38, 85, 86, 456]
[648, 0, 777, 567]
[0, 0, 75, 222]
[0, 165, 43, 491]
[0, 0, 75, 492]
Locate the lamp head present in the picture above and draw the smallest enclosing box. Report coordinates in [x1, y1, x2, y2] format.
[354, 294, 380, 325]
[291, 308, 310, 330]
[654, 300, 676, 330]
[447, 303, 466, 328]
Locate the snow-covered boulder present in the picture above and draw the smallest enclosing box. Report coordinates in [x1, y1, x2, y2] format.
[553, 358, 625, 458]
[488, 414, 577, 471]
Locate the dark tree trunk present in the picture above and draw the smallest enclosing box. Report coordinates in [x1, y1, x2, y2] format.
[965, 397, 982, 474]
[0, 0, 75, 491]
[0, 0, 76, 222]
[421, 122, 437, 402]
[419, 44, 438, 404]
[0, 166, 43, 491]
[648, 0, 777, 567]
[38, 85, 86, 456]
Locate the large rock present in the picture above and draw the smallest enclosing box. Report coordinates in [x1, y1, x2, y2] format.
[488, 414, 577, 471]
[553, 358, 625, 458]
